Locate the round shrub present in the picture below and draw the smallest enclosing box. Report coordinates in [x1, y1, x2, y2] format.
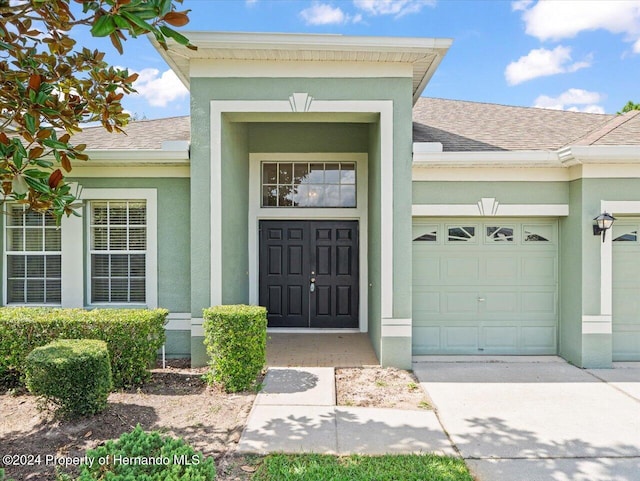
[25, 339, 112, 416]
[77, 425, 215, 481]
[203, 305, 267, 392]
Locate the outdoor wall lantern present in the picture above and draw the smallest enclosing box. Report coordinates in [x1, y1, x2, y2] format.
[593, 212, 616, 242]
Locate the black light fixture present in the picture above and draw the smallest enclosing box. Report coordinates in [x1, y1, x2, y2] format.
[593, 212, 616, 242]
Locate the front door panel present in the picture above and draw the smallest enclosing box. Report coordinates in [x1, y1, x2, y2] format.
[259, 220, 359, 328]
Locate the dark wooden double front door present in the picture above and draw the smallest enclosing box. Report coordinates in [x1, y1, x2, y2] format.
[259, 220, 359, 328]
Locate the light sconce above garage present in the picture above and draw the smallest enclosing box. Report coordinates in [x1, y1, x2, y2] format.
[593, 212, 616, 242]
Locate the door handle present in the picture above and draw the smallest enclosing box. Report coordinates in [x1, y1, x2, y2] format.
[310, 282, 315, 293]
[477, 297, 485, 302]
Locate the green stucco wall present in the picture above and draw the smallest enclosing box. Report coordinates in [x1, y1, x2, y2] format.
[559, 180, 583, 366]
[249, 123, 369, 153]
[221, 120, 250, 304]
[412, 181, 569, 205]
[165, 330, 191, 358]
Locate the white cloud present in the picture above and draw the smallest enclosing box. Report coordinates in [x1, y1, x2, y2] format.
[133, 68, 189, 108]
[516, 0, 640, 49]
[511, 0, 533, 12]
[353, 0, 435, 18]
[505, 46, 591, 85]
[300, 3, 353, 25]
[534, 88, 605, 113]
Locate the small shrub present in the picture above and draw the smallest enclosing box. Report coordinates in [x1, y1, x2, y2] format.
[0, 308, 167, 388]
[25, 339, 112, 416]
[203, 305, 267, 392]
[77, 425, 215, 480]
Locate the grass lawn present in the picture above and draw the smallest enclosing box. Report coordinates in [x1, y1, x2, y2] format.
[252, 453, 473, 481]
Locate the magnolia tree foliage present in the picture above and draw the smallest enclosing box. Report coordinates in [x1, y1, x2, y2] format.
[0, 0, 194, 220]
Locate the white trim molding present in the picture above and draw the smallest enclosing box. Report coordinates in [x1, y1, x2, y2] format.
[248, 153, 369, 332]
[210, 97, 395, 320]
[582, 315, 613, 334]
[381, 318, 412, 338]
[412, 198, 569, 217]
[190, 317, 204, 337]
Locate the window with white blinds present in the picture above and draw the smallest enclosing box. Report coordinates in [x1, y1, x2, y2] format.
[89, 201, 147, 303]
[5, 205, 61, 304]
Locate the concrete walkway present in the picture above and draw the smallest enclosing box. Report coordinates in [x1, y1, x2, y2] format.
[237, 367, 454, 456]
[414, 357, 640, 481]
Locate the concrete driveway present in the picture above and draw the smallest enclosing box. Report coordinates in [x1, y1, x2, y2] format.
[414, 357, 640, 481]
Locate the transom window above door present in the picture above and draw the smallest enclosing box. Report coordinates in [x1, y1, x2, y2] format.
[261, 162, 356, 208]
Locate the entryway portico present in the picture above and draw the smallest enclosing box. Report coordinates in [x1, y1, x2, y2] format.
[154, 31, 452, 368]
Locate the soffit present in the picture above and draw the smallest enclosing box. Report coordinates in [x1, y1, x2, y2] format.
[150, 31, 452, 105]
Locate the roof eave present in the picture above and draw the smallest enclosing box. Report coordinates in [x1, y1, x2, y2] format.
[82, 149, 190, 166]
[148, 32, 453, 102]
[558, 145, 640, 166]
[412, 149, 562, 167]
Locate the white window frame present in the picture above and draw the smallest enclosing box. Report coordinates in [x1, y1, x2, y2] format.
[3, 205, 62, 306]
[88, 200, 148, 305]
[61, 188, 158, 309]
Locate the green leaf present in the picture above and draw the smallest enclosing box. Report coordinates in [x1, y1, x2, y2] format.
[24, 175, 50, 194]
[42, 139, 68, 150]
[36, 160, 54, 169]
[24, 113, 36, 135]
[159, 25, 189, 46]
[24, 169, 51, 179]
[120, 10, 154, 32]
[91, 15, 117, 37]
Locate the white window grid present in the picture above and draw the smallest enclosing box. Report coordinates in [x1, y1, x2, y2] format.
[261, 161, 357, 208]
[88, 200, 147, 304]
[4, 205, 61, 305]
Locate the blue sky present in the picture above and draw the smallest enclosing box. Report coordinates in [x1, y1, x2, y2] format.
[81, 0, 640, 119]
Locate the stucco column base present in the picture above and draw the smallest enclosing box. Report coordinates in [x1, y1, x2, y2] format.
[581, 334, 613, 368]
[190, 336, 208, 367]
[380, 336, 412, 370]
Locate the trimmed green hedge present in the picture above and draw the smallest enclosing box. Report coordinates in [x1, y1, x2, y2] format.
[77, 425, 215, 480]
[0, 308, 167, 388]
[25, 339, 113, 416]
[203, 305, 267, 392]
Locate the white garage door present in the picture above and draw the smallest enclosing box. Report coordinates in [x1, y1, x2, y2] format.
[612, 219, 640, 361]
[412, 219, 558, 355]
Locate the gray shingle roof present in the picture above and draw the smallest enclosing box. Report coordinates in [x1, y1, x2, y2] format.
[72, 116, 190, 150]
[587, 110, 640, 145]
[413, 97, 616, 152]
[72, 99, 638, 153]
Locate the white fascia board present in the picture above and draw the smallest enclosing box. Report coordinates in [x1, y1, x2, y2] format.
[413, 47, 450, 104]
[176, 31, 453, 52]
[84, 149, 190, 165]
[559, 145, 640, 165]
[412, 150, 562, 167]
[413, 142, 443, 153]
